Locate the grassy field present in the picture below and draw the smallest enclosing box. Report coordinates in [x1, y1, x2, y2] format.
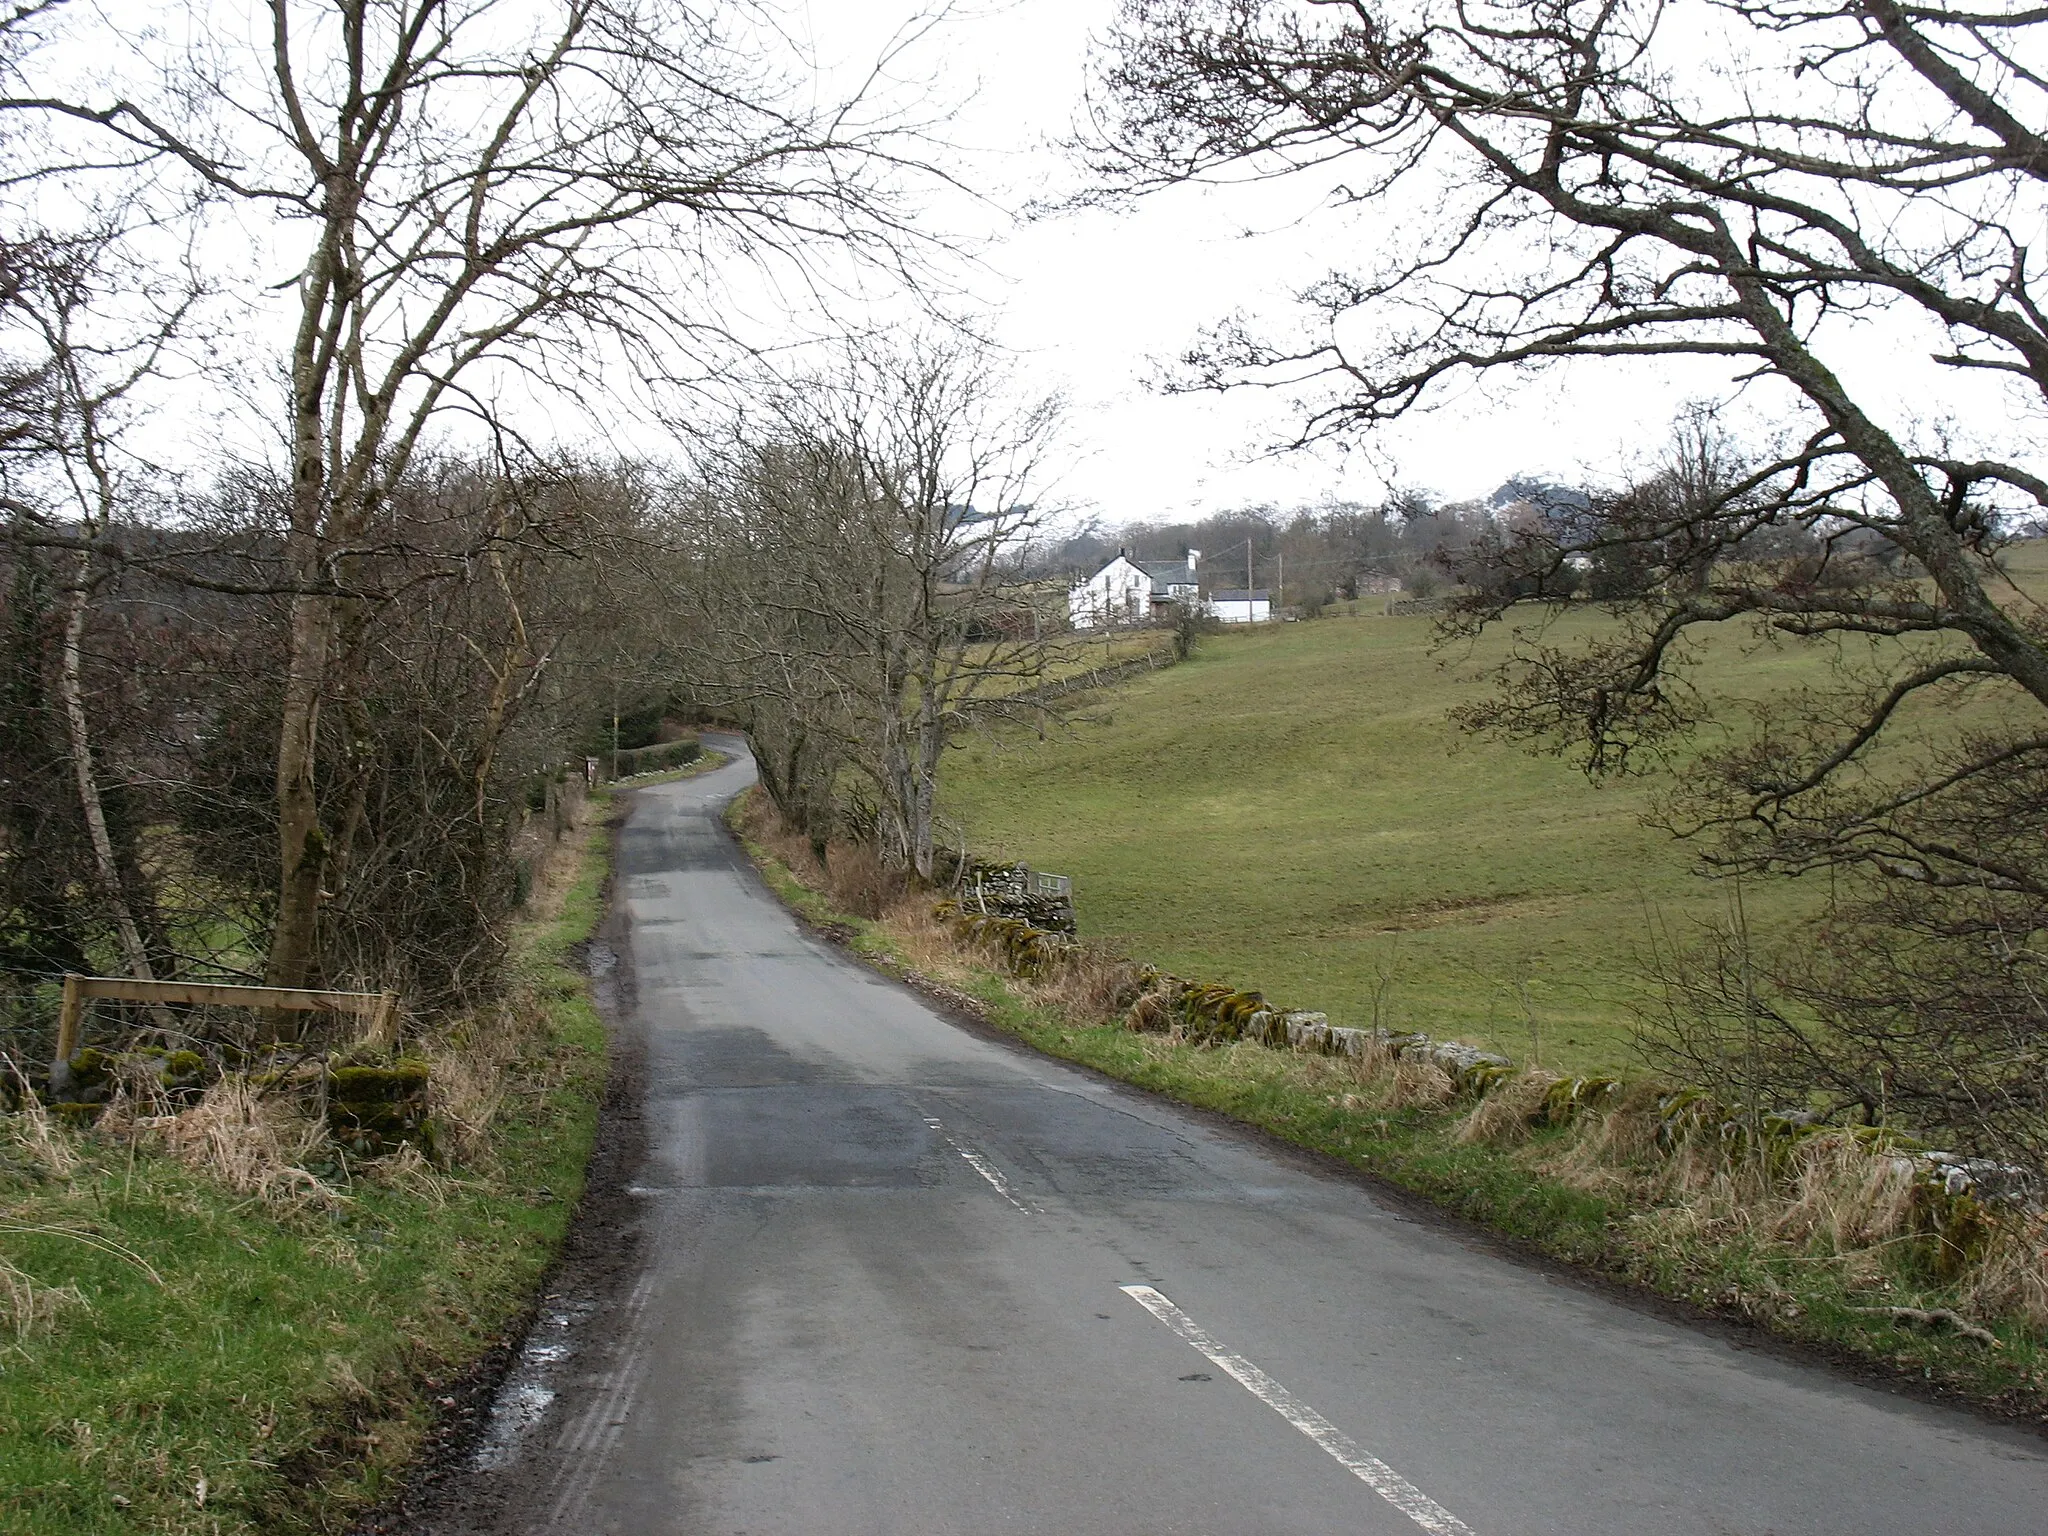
[940, 549, 2048, 1076]
[0, 808, 614, 1533]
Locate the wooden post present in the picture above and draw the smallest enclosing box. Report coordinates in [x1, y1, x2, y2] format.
[49, 973, 84, 1097]
[366, 990, 401, 1051]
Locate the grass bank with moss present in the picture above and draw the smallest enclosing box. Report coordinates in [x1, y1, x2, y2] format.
[0, 803, 617, 1534]
[728, 788, 2048, 1427]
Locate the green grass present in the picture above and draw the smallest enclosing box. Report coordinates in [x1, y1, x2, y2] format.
[941, 612, 1731, 1072]
[938, 557, 2048, 1076]
[0, 812, 615, 1533]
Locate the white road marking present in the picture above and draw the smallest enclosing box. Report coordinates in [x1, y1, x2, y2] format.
[924, 1115, 1038, 1213]
[1120, 1284, 1477, 1536]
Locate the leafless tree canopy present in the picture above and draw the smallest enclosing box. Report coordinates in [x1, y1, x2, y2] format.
[663, 339, 1074, 881]
[0, 0, 952, 993]
[0, 1, 992, 1073]
[1092, 0, 2048, 1157]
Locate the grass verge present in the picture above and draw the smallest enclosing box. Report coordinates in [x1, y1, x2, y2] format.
[727, 788, 2048, 1429]
[0, 803, 617, 1533]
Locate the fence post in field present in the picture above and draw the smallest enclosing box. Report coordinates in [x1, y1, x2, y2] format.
[49, 973, 84, 1096]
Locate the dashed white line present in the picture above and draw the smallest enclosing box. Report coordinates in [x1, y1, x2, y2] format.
[923, 1116, 1038, 1213]
[1120, 1284, 1476, 1536]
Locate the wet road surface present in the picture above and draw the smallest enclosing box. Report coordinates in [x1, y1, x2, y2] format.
[427, 740, 2048, 1534]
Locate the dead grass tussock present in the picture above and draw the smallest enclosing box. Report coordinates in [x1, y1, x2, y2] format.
[1958, 1214, 2048, 1332]
[368, 1141, 465, 1206]
[1376, 1059, 1455, 1110]
[1574, 1080, 1665, 1164]
[1647, 1134, 1740, 1209]
[1454, 1070, 1561, 1147]
[417, 1003, 526, 1167]
[0, 1251, 87, 1341]
[1536, 1080, 1665, 1193]
[1122, 988, 1174, 1035]
[1282, 1042, 1388, 1096]
[1341, 1032, 1397, 1081]
[877, 897, 982, 988]
[424, 1045, 506, 1165]
[1606, 1123, 2046, 1335]
[741, 795, 829, 890]
[952, 913, 1033, 977]
[826, 841, 906, 920]
[158, 1078, 343, 1208]
[1766, 1133, 1919, 1251]
[3, 1096, 83, 1179]
[1022, 946, 1141, 1024]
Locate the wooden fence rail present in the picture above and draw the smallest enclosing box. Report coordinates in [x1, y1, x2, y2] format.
[49, 975, 399, 1096]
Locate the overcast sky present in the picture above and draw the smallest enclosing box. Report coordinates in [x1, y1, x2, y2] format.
[41, 2, 2011, 531]
[794, 0, 1777, 526]
[788, 0, 2019, 533]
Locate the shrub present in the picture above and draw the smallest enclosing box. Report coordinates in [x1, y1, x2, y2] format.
[608, 737, 701, 778]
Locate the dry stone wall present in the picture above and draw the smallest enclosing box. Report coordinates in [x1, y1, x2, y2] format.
[935, 902, 2038, 1220]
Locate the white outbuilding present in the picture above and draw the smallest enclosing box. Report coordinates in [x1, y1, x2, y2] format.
[1209, 588, 1272, 624]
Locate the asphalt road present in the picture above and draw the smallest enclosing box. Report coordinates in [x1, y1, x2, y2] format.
[432, 739, 2048, 1535]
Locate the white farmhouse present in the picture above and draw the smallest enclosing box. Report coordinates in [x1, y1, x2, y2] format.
[1209, 588, 1271, 624]
[1068, 549, 1202, 629]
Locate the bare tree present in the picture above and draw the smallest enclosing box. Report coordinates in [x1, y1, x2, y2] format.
[160, 454, 668, 1004]
[10, 0, 946, 987]
[37, 273, 165, 988]
[1091, 0, 2048, 721]
[1091, 0, 2048, 1153]
[683, 338, 1071, 880]
[0, 226, 197, 994]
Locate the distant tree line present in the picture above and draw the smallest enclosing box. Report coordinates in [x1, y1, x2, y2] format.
[636, 339, 1075, 882]
[1030, 484, 1510, 610]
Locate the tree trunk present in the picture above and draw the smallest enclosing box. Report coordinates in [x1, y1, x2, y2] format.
[265, 586, 339, 990]
[56, 551, 156, 983]
[909, 684, 942, 882]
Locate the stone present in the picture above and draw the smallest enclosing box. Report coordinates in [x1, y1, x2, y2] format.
[325, 1057, 434, 1158]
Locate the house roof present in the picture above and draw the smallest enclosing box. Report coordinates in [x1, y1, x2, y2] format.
[1136, 559, 1199, 594]
[1211, 589, 1271, 602]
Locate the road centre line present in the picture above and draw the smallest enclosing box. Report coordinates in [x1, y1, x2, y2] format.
[1120, 1284, 1477, 1536]
[924, 1116, 1037, 1213]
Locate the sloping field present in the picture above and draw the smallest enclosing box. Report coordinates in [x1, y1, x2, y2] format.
[939, 554, 2046, 1075]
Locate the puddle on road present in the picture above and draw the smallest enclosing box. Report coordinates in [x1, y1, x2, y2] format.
[470, 1301, 592, 1470]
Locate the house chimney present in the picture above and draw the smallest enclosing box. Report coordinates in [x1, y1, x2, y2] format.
[1187, 548, 1200, 576]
